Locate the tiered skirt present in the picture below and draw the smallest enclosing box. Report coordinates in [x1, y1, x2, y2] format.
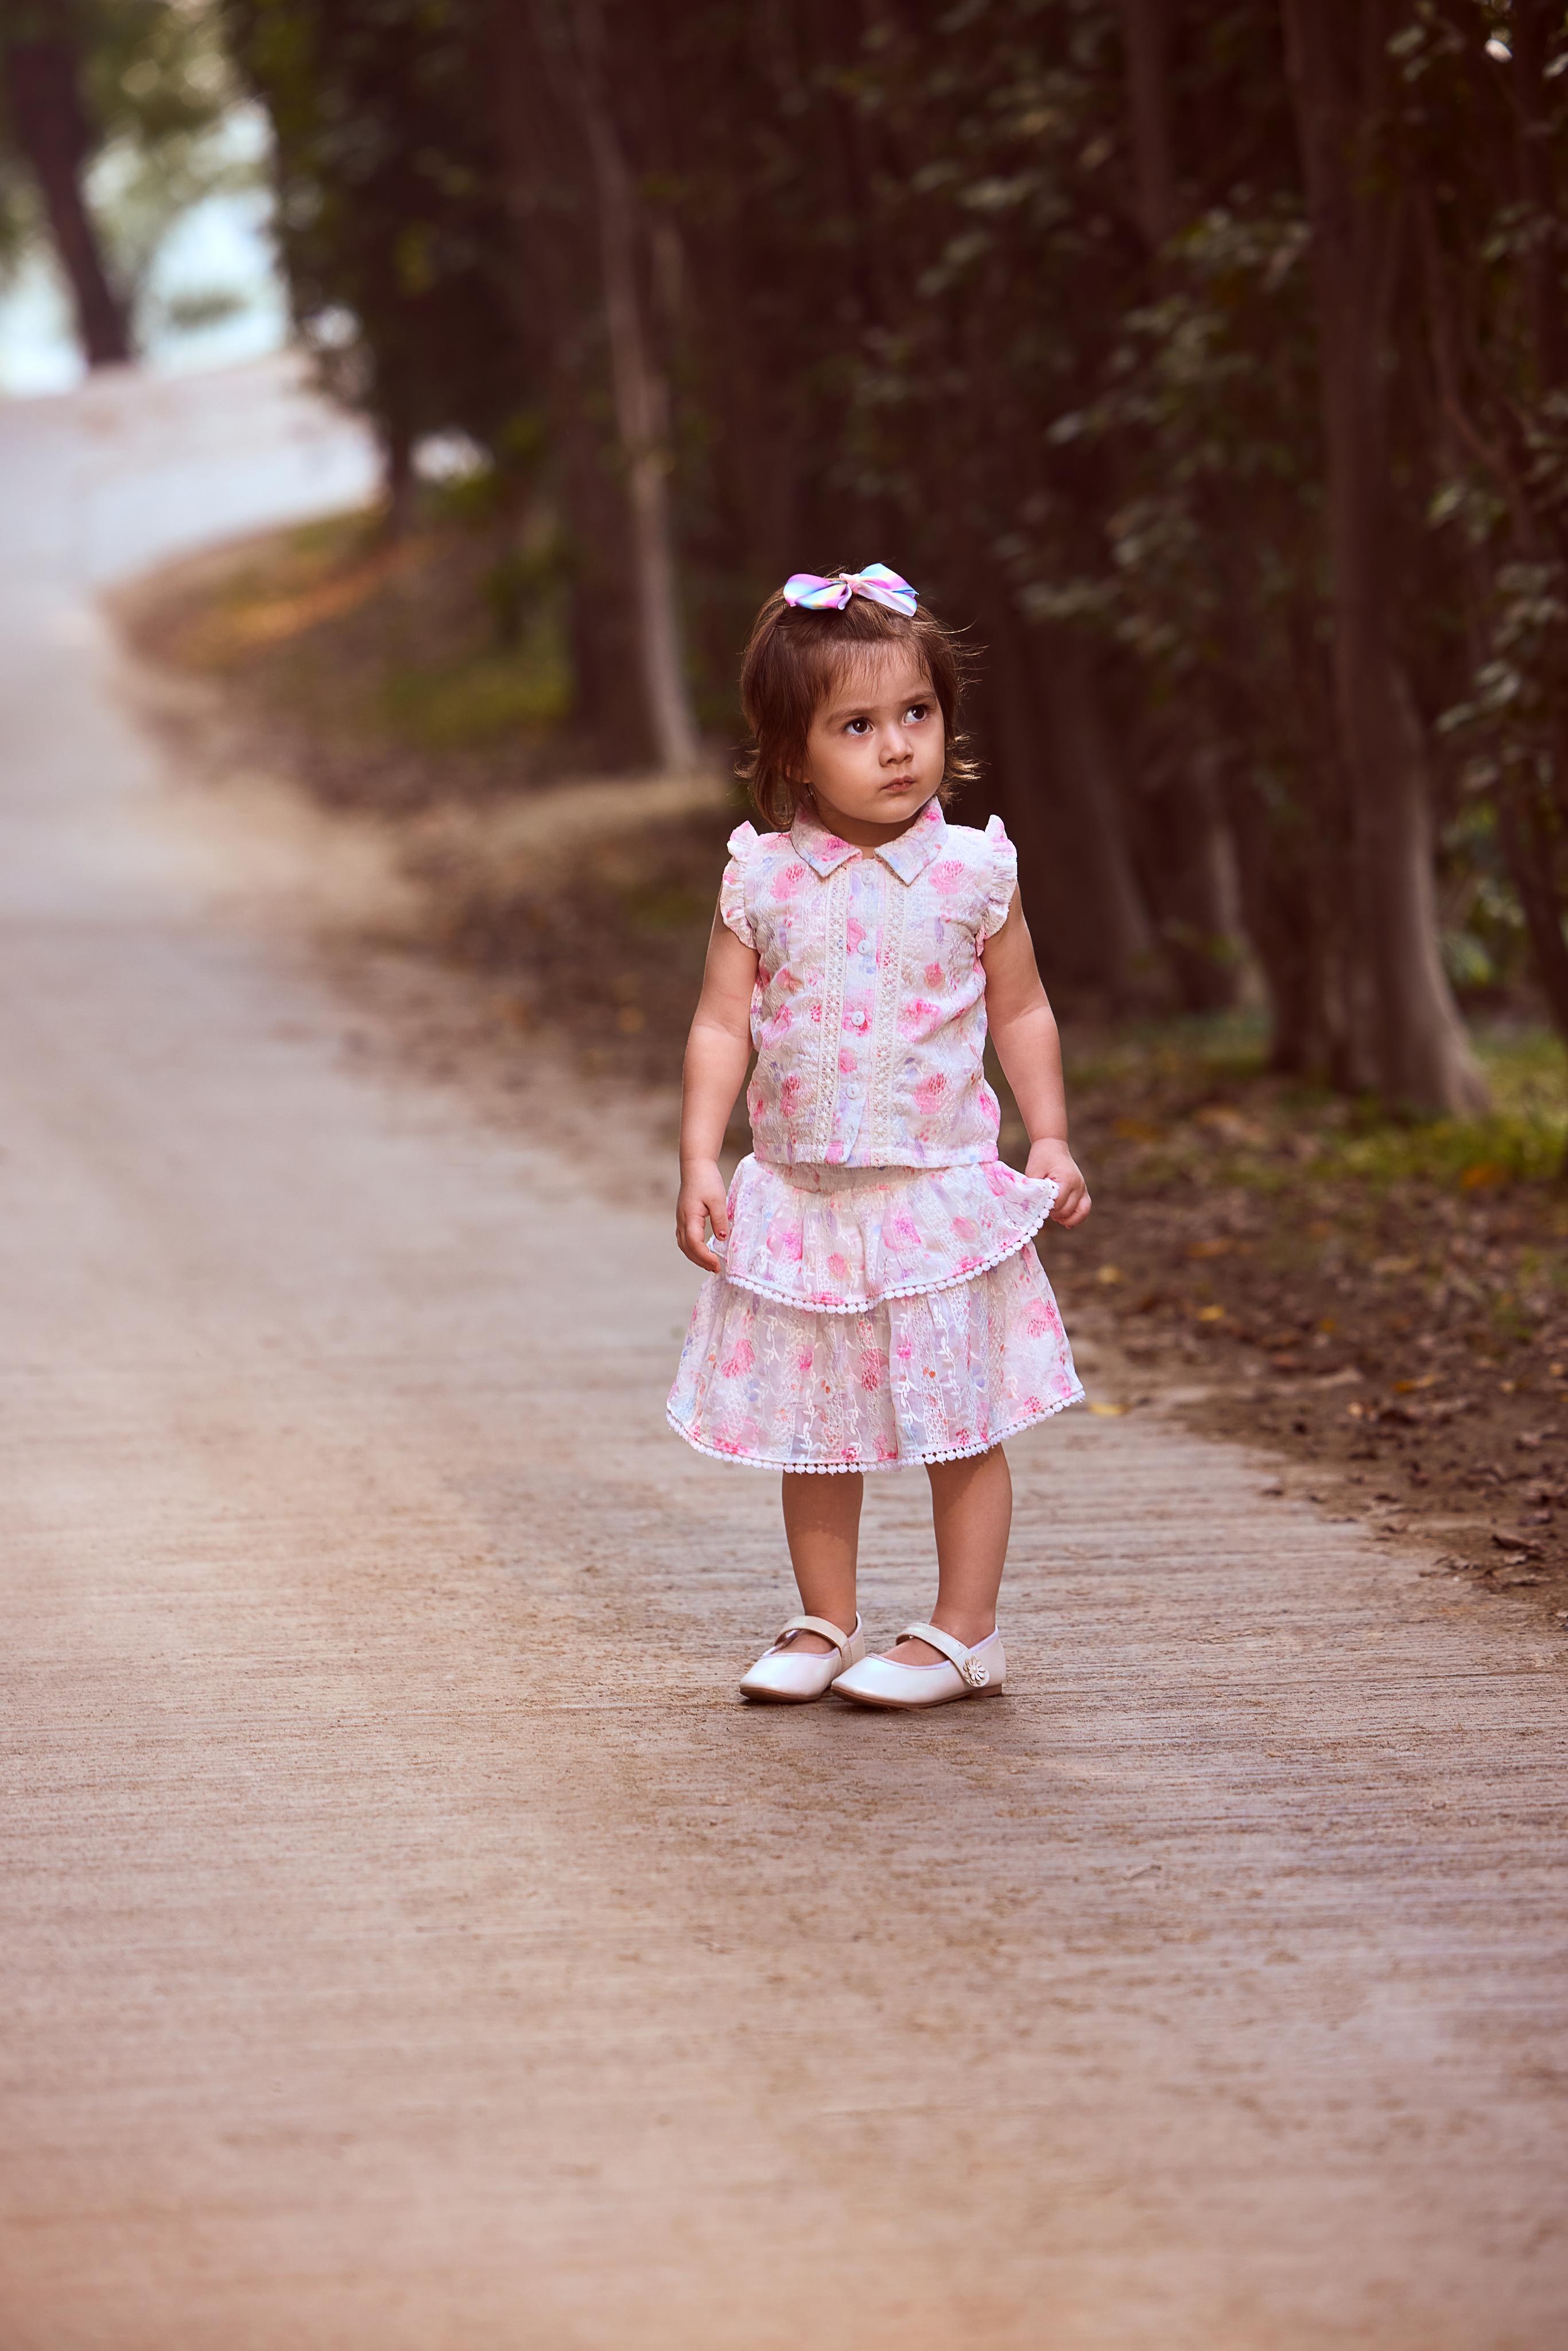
[666, 1155, 1083, 1473]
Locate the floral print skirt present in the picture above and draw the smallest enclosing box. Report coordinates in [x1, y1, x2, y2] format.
[666, 1157, 1084, 1473]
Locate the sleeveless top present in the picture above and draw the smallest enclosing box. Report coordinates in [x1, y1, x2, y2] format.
[719, 795, 1017, 1169]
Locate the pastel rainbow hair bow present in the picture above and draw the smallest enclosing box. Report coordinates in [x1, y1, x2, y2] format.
[782, 562, 918, 618]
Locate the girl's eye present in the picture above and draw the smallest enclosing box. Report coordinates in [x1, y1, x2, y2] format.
[844, 716, 871, 736]
[904, 702, 931, 723]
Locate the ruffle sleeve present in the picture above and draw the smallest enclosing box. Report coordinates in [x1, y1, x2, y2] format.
[719, 821, 759, 948]
[979, 813, 1018, 938]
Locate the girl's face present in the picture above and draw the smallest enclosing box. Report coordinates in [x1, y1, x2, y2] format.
[801, 643, 945, 840]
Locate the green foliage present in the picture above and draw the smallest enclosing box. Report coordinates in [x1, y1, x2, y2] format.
[214, 0, 1568, 1091]
[80, 0, 236, 150]
[222, 0, 529, 459]
[0, 1, 250, 311]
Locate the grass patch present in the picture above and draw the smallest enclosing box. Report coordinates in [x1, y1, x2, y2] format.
[119, 496, 593, 807]
[1059, 1018, 1568, 1201]
[380, 637, 570, 749]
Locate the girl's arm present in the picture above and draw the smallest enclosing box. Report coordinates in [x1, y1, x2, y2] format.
[677, 908, 759, 1270]
[981, 891, 1092, 1227]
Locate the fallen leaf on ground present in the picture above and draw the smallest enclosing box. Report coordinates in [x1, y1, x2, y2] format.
[1087, 1401, 1128, 1417]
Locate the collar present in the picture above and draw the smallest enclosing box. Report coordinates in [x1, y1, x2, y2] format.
[790, 793, 947, 883]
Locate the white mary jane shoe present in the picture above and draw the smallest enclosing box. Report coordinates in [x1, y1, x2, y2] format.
[833, 1623, 1006, 1710]
[739, 1613, 867, 1704]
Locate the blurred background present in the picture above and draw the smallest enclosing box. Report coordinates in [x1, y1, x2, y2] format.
[3, 0, 1566, 1553]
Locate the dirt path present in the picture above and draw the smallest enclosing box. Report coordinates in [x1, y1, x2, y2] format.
[2, 362, 1565, 2351]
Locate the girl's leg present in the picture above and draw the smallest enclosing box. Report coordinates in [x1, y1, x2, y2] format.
[888, 1445, 1012, 1663]
[781, 1469, 863, 1651]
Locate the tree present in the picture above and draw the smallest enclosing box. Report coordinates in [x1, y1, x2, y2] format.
[226, 0, 1568, 1108]
[0, 1, 130, 363]
[225, 0, 527, 521]
[480, 0, 649, 760]
[1398, 0, 1568, 1088]
[568, 0, 698, 771]
[1282, 0, 1488, 1112]
[1, 0, 260, 370]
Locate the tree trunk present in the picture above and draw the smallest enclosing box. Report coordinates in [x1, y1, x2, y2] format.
[1220, 762, 1330, 1076]
[1116, 1, 1243, 1012]
[1512, 3, 1568, 1174]
[1497, 782, 1568, 1041]
[482, 0, 649, 764]
[984, 604, 1157, 1003]
[1044, 633, 1158, 996]
[1511, 1, 1568, 391]
[377, 417, 417, 537]
[570, 0, 700, 773]
[1119, 0, 1179, 250]
[1281, 0, 1487, 1114]
[1, 26, 130, 367]
[1130, 727, 1243, 1012]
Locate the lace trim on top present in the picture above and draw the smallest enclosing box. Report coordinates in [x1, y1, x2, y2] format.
[867, 861, 908, 1163]
[809, 862, 852, 1161]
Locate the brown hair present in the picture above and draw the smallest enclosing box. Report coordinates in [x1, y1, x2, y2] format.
[737, 579, 979, 832]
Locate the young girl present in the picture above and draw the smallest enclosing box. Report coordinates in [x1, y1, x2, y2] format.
[667, 563, 1090, 1709]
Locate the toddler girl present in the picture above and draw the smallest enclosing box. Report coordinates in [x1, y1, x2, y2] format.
[667, 564, 1090, 1708]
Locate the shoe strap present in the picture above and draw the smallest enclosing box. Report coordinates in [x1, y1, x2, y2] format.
[899, 1622, 993, 1688]
[777, 1612, 855, 1658]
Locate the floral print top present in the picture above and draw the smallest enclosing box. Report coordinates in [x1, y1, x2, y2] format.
[719, 795, 1018, 1169]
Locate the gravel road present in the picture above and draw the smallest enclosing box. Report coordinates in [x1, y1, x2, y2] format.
[2, 359, 1565, 2351]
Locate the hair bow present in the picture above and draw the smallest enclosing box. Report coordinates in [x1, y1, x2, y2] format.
[782, 563, 918, 618]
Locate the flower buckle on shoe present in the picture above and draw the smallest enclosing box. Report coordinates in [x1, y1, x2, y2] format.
[963, 1655, 990, 1688]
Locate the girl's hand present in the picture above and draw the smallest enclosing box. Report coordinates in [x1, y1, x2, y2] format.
[677, 1161, 731, 1271]
[1026, 1138, 1091, 1227]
